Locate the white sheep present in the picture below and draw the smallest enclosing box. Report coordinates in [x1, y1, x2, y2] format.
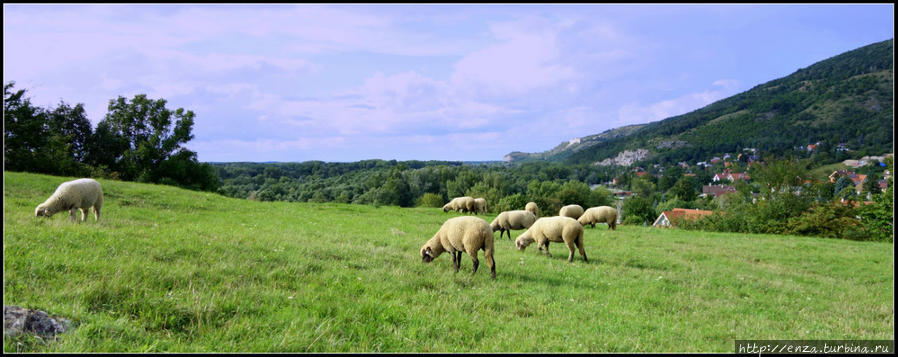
[34, 178, 103, 222]
[420, 216, 496, 278]
[473, 198, 487, 214]
[489, 210, 537, 240]
[578, 206, 618, 230]
[442, 196, 475, 214]
[525, 201, 539, 217]
[559, 204, 584, 220]
[515, 216, 587, 263]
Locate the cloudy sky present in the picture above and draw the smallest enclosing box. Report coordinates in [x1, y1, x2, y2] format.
[3, 4, 893, 162]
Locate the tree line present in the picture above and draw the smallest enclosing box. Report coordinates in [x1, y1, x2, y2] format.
[6, 80, 891, 242]
[4, 82, 219, 191]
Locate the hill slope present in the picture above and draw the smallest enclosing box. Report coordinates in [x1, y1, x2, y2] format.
[3, 171, 894, 352]
[507, 39, 893, 166]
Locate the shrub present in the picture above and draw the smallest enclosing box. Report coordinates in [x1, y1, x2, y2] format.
[493, 193, 529, 213]
[785, 202, 863, 239]
[417, 193, 445, 208]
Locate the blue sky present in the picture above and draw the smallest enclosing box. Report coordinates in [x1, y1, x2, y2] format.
[3, 4, 893, 162]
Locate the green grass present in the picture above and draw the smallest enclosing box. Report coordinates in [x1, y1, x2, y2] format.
[3, 171, 894, 352]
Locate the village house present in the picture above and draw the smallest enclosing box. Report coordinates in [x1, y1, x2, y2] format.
[653, 208, 715, 228]
[712, 169, 750, 183]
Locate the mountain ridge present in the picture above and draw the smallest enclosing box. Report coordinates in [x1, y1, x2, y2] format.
[505, 38, 894, 166]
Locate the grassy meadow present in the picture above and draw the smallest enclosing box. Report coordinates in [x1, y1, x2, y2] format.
[3, 171, 894, 352]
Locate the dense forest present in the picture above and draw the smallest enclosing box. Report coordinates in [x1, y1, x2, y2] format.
[212, 160, 624, 215]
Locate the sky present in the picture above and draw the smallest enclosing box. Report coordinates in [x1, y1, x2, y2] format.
[3, 4, 894, 163]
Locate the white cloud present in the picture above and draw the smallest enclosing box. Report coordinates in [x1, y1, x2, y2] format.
[449, 18, 578, 98]
[615, 79, 742, 126]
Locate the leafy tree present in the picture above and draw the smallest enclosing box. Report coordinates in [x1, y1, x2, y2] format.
[4, 82, 50, 173]
[749, 157, 811, 199]
[556, 180, 593, 208]
[95, 94, 218, 190]
[99, 94, 197, 181]
[669, 175, 698, 202]
[856, 156, 893, 242]
[589, 185, 614, 208]
[623, 195, 655, 225]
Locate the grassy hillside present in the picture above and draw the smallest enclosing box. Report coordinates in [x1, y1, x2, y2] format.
[508, 39, 893, 166]
[3, 171, 894, 352]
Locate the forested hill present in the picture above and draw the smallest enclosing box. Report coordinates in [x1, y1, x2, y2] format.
[507, 38, 894, 166]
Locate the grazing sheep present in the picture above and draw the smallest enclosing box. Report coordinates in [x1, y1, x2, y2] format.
[34, 178, 103, 222]
[525, 201, 539, 217]
[515, 216, 587, 263]
[578, 206, 618, 230]
[489, 210, 537, 240]
[443, 196, 475, 214]
[474, 198, 487, 214]
[559, 204, 584, 220]
[420, 216, 496, 279]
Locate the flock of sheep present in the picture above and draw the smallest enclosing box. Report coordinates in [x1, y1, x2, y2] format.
[34, 179, 619, 280]
[427, 196, 619, 279]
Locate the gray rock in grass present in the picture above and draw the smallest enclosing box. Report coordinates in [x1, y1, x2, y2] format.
[3, 305, 72, 337]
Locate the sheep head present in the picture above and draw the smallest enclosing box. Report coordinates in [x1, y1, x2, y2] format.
[34, 205, 52, 218]
[515, 235, 534, 251]
[421, 246, 435, 263]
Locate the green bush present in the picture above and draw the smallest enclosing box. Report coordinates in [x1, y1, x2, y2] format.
[494, 193, 529, 213]
[785, 202, 864, 239]
[417, 192, 445, 208]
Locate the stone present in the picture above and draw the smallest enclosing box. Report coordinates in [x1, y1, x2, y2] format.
[3, 305, 72, 338]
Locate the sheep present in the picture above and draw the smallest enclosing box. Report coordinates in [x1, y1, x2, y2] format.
[578, 206, 618, 230]
[514, 216, 587, 263]
[525, 201, 539, 217]
[559, 204, 584, 220]
[34, 178, 103, 222]
[489, 210, 537, 240]
[420, 216, 496, 279]
[473, 197, 487, 214]
[443, 196, 475, 214]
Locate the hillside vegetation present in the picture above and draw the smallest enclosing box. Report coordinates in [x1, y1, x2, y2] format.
[509, 39, 893, 167]
[4, 171, 893, 352]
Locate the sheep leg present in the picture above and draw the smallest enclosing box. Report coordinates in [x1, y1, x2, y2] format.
[93, 206, 101, 222]
[470, 254, 479, 275]
[540, 241, 551, 257]
[79, 208, 88, 222]
[485, 250, 496, 279]
[69, 209, 77, 222]
[452, 251, 461, 272]
[576, 233, 588, 263]
[565, 240, 576, 262]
